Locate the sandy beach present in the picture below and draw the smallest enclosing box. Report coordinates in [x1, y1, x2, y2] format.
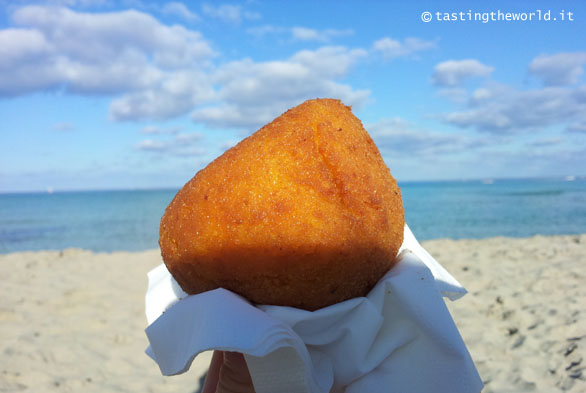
[1, 234, 585, 393]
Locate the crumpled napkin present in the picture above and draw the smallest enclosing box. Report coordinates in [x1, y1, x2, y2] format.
[145, 225, 483, 393]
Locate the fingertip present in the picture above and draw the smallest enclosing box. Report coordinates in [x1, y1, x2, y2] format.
[218, 352, 255, 393]
[201, 350, 224, 393]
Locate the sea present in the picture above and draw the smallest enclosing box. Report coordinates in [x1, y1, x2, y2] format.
[1, 177, 585, 253]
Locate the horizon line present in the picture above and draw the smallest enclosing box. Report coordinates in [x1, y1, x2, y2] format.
[1, 174, 584, 195]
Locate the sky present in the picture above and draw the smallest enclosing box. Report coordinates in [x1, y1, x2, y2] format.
[1, 0, 585, 192]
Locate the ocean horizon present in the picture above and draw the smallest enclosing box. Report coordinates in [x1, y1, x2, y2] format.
[1, 176, 585, 253]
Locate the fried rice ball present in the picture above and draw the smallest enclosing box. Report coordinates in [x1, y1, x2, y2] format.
[159, 98, 404, 310]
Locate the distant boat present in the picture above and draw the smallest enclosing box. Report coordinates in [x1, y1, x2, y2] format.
[46, 187, 54, 194]
[481, 179, 494, 185]
[565, 175, 575, 181]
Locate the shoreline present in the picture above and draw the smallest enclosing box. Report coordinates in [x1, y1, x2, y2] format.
[4, 231, 586, 256]
[1, 234, 585, 392]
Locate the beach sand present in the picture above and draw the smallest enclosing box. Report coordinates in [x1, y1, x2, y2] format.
[1, 234, 585, 393]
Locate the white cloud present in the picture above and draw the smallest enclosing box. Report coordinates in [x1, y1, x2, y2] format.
[362, 117, 508, 181]
[0, 28, 50, 64]
[529, 137, 562, 147]
[136, 132, 206, 156]
[529, 52, 586, 86]
[140, 125, 182, 134]
[291, 27, 353, 42]
[111, 43, 369, 124]
[290, 46, 367, 77]
[46, 0, 112, 7]
[372, 37, 436, 59]
[191, 46, 369, 130]
[367, 116, 585, 181]
[567, 122, 586, 133]
[432, 59, 494, 87]
[367, 117, 480, 156]
[436, 87, 468, 104]
[175, 132, 202, 143]
[290, 26, 320, 41]
[162, 2, 199, 22]
[441, 83, 586, 133]
[218, 139, 239, 151]
[109, 69, 215, 120]
[201, 3, 259, 25]
[247, 25, 353, 43]
[0, 6, 214, 96]
[136, 139, 169, 151]
[0, 5, 437, 130]
[14, 6, 214, 67]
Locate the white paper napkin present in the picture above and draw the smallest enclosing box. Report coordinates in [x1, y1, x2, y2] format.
[145, 225, 483, 393]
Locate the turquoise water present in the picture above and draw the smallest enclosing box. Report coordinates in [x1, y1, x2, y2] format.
[1, 178, 585, 253]
[401, 178, 586, 240]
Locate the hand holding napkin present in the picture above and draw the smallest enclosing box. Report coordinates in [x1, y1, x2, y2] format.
[145, 226, 483, 393]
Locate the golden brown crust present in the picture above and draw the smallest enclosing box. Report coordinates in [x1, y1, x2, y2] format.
[159, 98, 404, 310]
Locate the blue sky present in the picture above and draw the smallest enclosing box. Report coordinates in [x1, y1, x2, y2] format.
[1, 0, 585, 192]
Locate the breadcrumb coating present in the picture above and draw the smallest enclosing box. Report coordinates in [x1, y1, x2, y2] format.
[159, 98, 404, 310]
